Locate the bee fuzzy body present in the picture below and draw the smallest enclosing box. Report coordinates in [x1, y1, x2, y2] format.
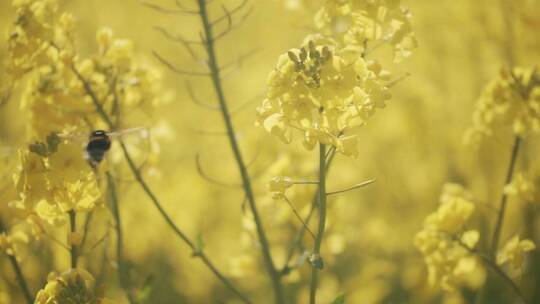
[86, 130, 111, 167]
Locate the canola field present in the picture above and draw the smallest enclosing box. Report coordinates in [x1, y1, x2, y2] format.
[0, 0, 540, 303]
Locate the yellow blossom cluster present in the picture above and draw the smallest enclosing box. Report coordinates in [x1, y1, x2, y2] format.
[497, 235, 536, 270]
[314, 0, 417, 63]
[11, 137, 101, 227]
[7, 0, 163, 139]
[34, 269, 111, 304]
[414, 184, 485, 291]
[465, 67, 540, 143]
[257, 0, 416, 157]
[257, 34, 392, 157]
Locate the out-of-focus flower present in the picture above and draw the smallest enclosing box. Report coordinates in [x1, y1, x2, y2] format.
[0, 230, 29, 256]
[34, 269, 106, 304]
[503, 172, 536, 202]
[497, 235, 536, 269]
[269, 176, 294, 198]
[465, 67, 540, 144]
[424, 184, 475, 234]
[414, 184, 485, 291]
[314, 0, 417, 63]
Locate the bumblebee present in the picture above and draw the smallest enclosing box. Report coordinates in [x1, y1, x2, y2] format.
[76, 127, 148, 169]
[85, 130, 112, 167]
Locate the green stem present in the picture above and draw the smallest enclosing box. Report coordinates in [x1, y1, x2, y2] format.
[457, 239, 528, 304]
[309, 144, 327, 304]
[490, 135, 521, 260]
[281, 148, 337, 275]
[73, 65, 252, 304]
[0, 219, 34, 304]
[195, 1, 284, 303]
[106, 172, 136, 304]
[69, 210, 78, 269]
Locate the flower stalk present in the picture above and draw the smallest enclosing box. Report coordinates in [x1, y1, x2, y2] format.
[106, 172, 136, 304]
[68, 210, 78, 269]
[309, 144, 328, 304]
[195, 0, 285, 303]
[0, 219, 34, 304]
[490, 135, 522, 260]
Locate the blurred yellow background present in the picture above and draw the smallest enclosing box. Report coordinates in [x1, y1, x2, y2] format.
[1, 0, 539, 303]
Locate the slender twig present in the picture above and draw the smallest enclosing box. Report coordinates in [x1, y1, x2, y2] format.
[326, 179, 376, 196]
[283, 196, 316, 240]
[153, 51, 210, 76]
[72, 64, 252, 304]
[456, 239, 528, 304]
[106, 172, 136, 304]
[280, 148, 337, 275]
[196, 153, 242, 187]
[185, 80, 219, 110]
[0, 219, 34, 304]
[196, 1, 284, 303]
[69, 210, 78, 268]
[141, 1, 199, 15]
[210, 0, 248, 25]
[80, 211, 94, 252]
[490, 136, 521, 260]
[309, 144, 328, 304]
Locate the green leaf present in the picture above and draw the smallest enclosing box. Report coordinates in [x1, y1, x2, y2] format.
[331, 294, 345, 304]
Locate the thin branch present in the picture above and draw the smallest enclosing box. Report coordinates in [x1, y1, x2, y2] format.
[74, 64, 252, 304]
[196, 153, 242, 187]
[196, 0, 285, 302]
[79, 211, 94, 252]
[153, 51, 210, 76]
[230, 92, 264, 116]
[213, 7, 253, 42]
[210, 0, 248, 25]
[185, 80, 219, 110]
[456, 240, 528, 304]
[153, 26, 202, 61]
[490, 135, 521, 260]
[387, 73, 411, 88]
[326, 179, 376, 196]
[282, 196, 316, 240]
[154, 26, 202, 45]
[106, 172, 136, 304]
[281, 148, 337, 276]
[0, 219, 34, 304]
[192, 129, 228, 136]
[69, 210, 78, 268]
[141, 1, 199, 15]
[219, 48, 259, 72]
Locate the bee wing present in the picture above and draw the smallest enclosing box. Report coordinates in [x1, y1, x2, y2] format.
[57, 131, 89, 146]
[108, 127, 150, 140]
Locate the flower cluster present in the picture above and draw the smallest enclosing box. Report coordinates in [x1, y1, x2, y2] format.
[465, 67, 540, 144]
[257, 0, 416, 157]
[257, 35, 392, 157]
[314, 0, 417, 63]
[7, 0, 163, 139]
[414, 184, 485, 291]
[11, 136, 101, 227]
[34, 269, 110, 304]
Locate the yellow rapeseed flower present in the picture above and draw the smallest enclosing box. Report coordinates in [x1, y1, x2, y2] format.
[497, 235, 536, 269]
